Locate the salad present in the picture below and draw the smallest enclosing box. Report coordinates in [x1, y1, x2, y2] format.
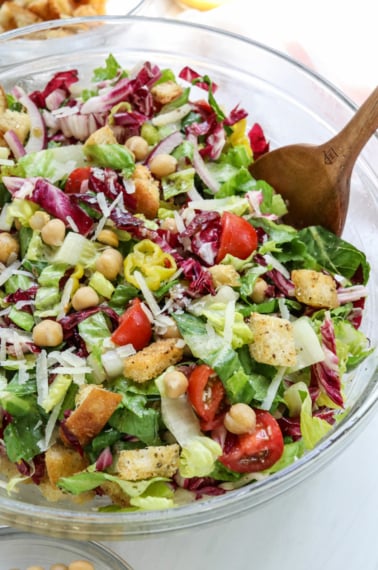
[0, 55, 373, 511]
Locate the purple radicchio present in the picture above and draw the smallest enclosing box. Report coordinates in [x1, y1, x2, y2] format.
[311, 313, 343, 407]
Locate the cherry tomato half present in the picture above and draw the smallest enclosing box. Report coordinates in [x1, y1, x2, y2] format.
[219, 409, 284, 473]
[111, 298, 152, 350]
[216, 211, 258, 263]
[187, 364, 225, 423]
[65, 167, 92, 194]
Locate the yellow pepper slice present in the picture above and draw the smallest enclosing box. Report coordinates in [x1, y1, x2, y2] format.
[228, 118, 252, 158]
[124, 239, 177, 291]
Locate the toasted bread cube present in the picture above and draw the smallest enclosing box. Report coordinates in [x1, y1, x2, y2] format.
[291, 269, 339, 309]
[84, 124, 117, 147]
[151, 81, 183, 105]
[123, 338, 185, 383]
[99, 480, 131, 507]
[131, 164, 160, 219]
[45, 442, 89, 486]
[248, 312, 296, 367]
[60, 385, 122, 447]
[0, 2, 41, 30]
[0, 86, 7, 114]
[39, 478, 95, 503]
[116, 444, 180, 481]
[28, 0, 55, 20]
[0, 110, 30, 144]
[209, 264, 240, 288]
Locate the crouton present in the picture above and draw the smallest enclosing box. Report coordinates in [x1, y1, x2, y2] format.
[248, 312, 296, 367]
[39, 478, 95, 503]
[209, 264, 240, 288]
[151, 81, 184, 106]
[0, 86, 7, 114]
[0, 0, 106, 33]
[115, 444, 180, 481]
[99, 480, 131, 507]
[123, 338, 185, 383]
[0, 110, 30, 147]
[59, 385, 122, 447]
[42, 443, 94, 503]
[45, 442, 89, 486]
[27, 0, 54, 20]
[131, 164, 160, 219]
[291, 269, 339, 309]
[84, 124, 118, 147]
[0, 2, 40, 31]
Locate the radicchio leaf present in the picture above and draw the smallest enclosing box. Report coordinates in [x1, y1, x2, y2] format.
[248, 123, 270, 160]
[311, 313, 343, 407]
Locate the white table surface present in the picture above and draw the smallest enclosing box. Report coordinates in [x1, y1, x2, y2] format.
[101, 2, 378, 569]
[106, 413, 378, 570]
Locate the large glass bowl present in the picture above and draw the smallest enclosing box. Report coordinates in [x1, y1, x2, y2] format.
[0, 526, 134, 569]
[0, 16, 377, 540]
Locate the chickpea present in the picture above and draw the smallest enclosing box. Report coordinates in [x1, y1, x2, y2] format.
[160, 217, 178, 233]
[163, 369, 188, 398]
[149, 153, 177, 178]
[26, 567, 45, 570]
[29, 210, 50, 230]
[68, 561, 95, 570]
[50, 565, 68, 570]
[125, 135, 149, 161]
[32, 319, 64, 347]
[0, 231, 19, 264]
[41, 218, 66, 246]
[161, 320, 181, 339]
[251, 277, 269, 304]
[224, 403, 256, 435]
[97, 228, 119, 248]
[71, 286, 100, 311]
[95, 248, 123, 281]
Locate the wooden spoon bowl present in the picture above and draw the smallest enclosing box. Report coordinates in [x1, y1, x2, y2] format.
[249, 87, 378, 236]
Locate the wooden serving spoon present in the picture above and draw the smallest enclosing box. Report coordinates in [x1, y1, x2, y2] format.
[249, 87, 378, 236]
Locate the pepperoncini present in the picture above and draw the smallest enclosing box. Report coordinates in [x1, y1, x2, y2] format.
[124, 239, 177, 291]
[70, 264, 84, 295]
[229, 118, 252, 158]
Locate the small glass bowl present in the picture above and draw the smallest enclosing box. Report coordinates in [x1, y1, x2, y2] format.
[0, 526, 133, 570]
[0, 0, 148, 68]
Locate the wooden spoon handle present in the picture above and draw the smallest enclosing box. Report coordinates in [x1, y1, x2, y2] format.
[325, 86, 378, 172]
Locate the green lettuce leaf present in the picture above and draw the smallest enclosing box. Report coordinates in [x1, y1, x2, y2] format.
[179, 436, 222, 478]
[299, 384, 333, 449]
[83, 143, 135, 177]
[298, 225, 370, 284]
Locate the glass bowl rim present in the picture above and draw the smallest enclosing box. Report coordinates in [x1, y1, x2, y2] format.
[0, 525, 134, 567]
[0, 15, 377, 538]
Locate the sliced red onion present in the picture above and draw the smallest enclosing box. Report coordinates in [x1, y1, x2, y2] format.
[45, 88, 67, 111]
[337, 285, 368, 304]
[13, 86, 46, 153]
[96, 446, 113, 471]
[80, 77, 132, 114]
[151, 103, 192, 127]
[145, 130, 184, 165]
[188, 134, 220, 194]
[3, 130, 26, 159]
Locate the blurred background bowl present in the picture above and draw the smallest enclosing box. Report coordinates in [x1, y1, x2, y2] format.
[0, 15, 377, 540]
[0, 0, 150, 66]
[0, 526, 134, 569]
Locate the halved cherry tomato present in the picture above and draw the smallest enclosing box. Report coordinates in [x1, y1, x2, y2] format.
[187, 364, 225, 423]
[65, 167, 92, 194]
[219, 409, 284, 473]
[111, 298, 152, 350]
[216, 211, 258, 263]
